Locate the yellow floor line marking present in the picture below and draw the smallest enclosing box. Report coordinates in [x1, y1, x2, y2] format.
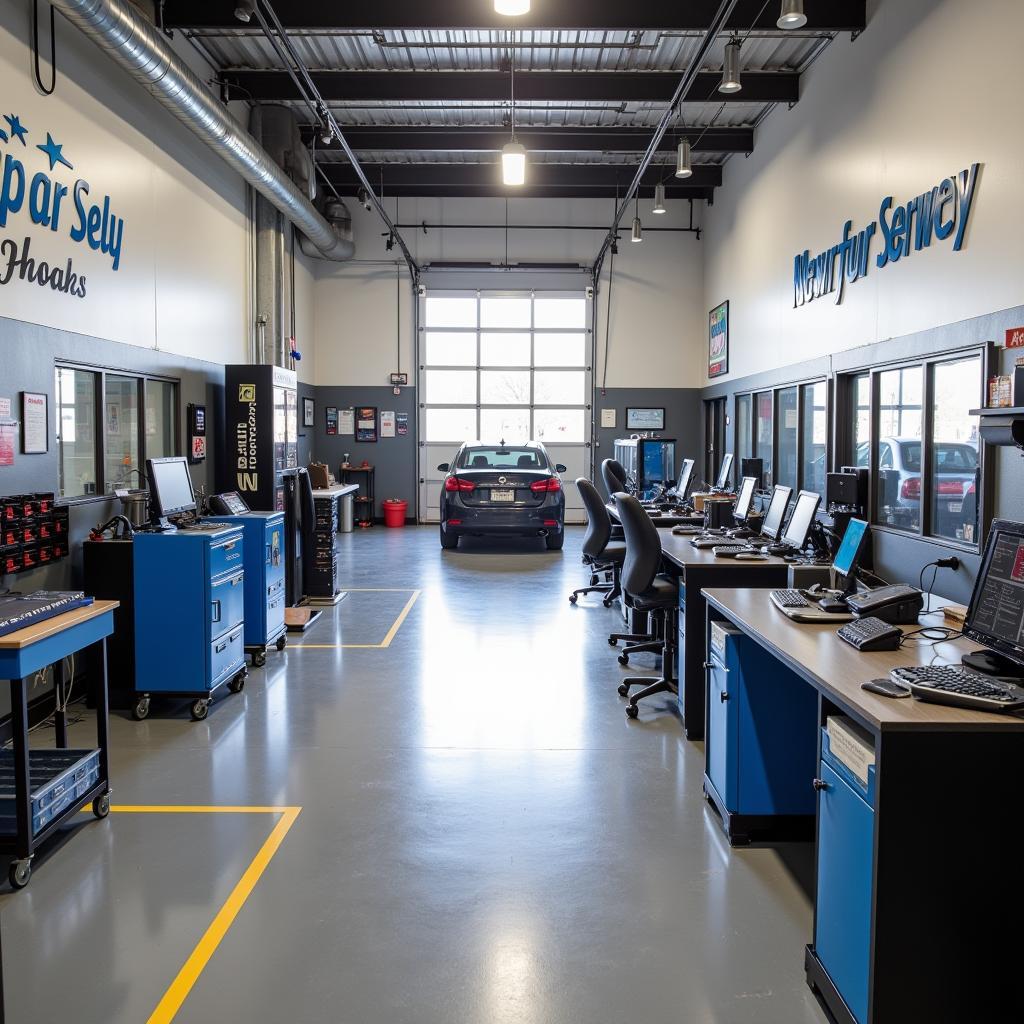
[84, 805, 301, 1023]
[292, 588, 421, 650]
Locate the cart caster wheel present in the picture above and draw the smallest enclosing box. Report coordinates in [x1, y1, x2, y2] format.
[228, 673, 246, 694]
[131, 697, 151, 721]
[9, 859, 31, 889]
[190, 699, 210, 721]
[276, 635, 287, 651]
[625, 704, 639, 720]
[617, 653, 629, 666]
[617, 682, 630, 697]
[569, 594, 578, 604]
[602, 597, 614, 607]
[252, 650, 267, 668]
[93, 793, 111, 819]
[608, 638, 618, 647]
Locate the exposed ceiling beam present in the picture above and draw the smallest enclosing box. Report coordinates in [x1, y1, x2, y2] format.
[323, 183, 716, 201]
[306, 126, 753, 154]
[166, 0, 866, 33]
[226, 70, 798, 104]
[320, 161, 721, 197]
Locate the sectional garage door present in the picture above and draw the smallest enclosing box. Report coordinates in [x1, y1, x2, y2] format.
[418, 290, 593, 523]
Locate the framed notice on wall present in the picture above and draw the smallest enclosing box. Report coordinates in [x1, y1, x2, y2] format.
[626, 407, 665, 431]
[325, 407, 338, 435]
[708, 301, 729, 379]
[21, 392, 48, 453]
[356, 407, 378, 442]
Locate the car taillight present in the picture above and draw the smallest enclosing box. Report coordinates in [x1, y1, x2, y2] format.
[530, 477, 562, 492]
[937, 480, 966, 495]
[444, 477, 475, 492]
[900, 477, 921, 500]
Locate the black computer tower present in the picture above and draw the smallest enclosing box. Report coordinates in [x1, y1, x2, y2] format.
[282, 468, 315, 606]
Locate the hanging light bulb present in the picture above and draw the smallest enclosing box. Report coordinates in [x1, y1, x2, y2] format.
[631, 197, 643, 243]
[494, 0, 530, 14]
[777, 0, 808, 30]
[719, 39, 742, 94]
[675, 139, 692, 179]
[652, 182, 667, 215]
[234, 0, 255, 23]
[502, 142, 527, 186]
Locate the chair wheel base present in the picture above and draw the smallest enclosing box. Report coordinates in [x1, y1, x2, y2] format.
[608, 638, 618, 647]
[617, 683, 630, 697]
[625, 704, 639, 719]
[569, 594, 578, 604]
[617, 653, 629, 665]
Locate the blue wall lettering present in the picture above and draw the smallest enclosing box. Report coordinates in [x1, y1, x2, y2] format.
[794, 163, 981, 307]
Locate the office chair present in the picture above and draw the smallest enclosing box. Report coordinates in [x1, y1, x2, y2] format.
[471, 455, 489, 468]
[601, 458, 629, 501]
[613, 493, 679, 720]
[570, 479, 624, 606]
[517, 455, 534, 468]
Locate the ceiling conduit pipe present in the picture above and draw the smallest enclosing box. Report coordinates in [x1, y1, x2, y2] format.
[48, 0, 355, 262]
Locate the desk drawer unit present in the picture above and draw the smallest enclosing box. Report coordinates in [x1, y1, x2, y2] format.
[211, 571, 245, 640]
[208, 533, 244, 579]
[814, 734, 875, 1024]
[703, 624, 817, 843]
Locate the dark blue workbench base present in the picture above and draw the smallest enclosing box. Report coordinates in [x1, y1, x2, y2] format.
[805, 946, 858, 1024]
[702, 773, 815, 846]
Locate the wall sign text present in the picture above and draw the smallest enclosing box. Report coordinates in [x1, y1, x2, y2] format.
[793, 163, 981, 308]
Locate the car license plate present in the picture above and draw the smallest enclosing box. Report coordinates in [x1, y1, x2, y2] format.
[948, 501, 962, 513]
[490, 489, 515, 502]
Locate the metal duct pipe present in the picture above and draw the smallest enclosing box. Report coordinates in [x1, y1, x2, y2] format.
[49, 0, 354, 262]
[297, 198, 353, 261]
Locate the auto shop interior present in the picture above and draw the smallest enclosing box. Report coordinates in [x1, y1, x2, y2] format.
[1, 0, 1023, 1022]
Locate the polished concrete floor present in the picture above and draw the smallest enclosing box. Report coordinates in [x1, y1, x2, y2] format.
[1, 526, 830, 1023]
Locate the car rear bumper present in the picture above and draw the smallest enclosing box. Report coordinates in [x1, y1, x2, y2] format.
[442, 504, 564, 536]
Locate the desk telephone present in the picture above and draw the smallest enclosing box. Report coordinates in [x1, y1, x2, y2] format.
[844, 584, 923, 625]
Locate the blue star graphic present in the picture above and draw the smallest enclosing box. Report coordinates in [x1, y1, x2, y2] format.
[4, 114, 28, 146]
[36, 132, 73, 172]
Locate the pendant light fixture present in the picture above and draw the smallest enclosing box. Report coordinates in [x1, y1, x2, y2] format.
[494, 0, 530, 15]
[501, 33, 527, 186]
[631, 196, 643, 243]
[652, 181, 667, 215]
[719, 38, 742, 94]
[675, 138, 692, 179]
[777, 0, 808, 29]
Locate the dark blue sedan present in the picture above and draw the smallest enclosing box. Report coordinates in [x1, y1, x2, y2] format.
[438, 442, 566, 550]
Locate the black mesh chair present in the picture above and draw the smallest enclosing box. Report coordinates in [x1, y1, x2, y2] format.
[570, 479, 624, 606]
[613, 493, 679, 720]
[601, 458, 629, 500]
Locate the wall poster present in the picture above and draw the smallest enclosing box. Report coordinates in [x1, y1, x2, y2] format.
[326, 407, 338, 435]
[356, 407, 378, 442]
[708, 301, 729, 379]
[21, 392, 48, 453]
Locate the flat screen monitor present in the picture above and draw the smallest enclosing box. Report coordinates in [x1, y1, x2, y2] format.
[833, 518, 869, 579]
[963, 519, 1024, 672]
[714, 453, 734, 491]
[781, 490, 822, 551]
[147, 457, 196, 519]
[733, 476, 756, 523]
[675, 458, 695, 499]
[759, 485, 793, 541]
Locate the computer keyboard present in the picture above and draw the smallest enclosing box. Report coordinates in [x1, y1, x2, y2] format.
[770, 588, 810, 608]
[712, 545, 745, 558]
[890, 665, 1024, 712]
[837, 616, 902, 652]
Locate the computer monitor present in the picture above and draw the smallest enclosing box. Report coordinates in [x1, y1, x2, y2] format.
[732, 476, 756, 523]
[780, 490, 821, 551]
[674, 458, 695, 500]
[758, 485, 793, 541]
[714, 453, 734, 491]
[147, 456, 196, 528]
[832, 518, 869, 586]
[962, 519, 1024, 676]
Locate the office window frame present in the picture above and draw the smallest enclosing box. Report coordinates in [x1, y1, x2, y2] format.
[54, 361, 181, 501]
[835, 345, 991, 553]
[731, 375, 829, 495]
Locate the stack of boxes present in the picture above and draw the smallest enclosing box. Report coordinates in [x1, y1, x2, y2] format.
[1, 493, 70, 575]
[307, 493, 340, 600]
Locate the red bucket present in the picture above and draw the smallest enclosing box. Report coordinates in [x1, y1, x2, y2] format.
[382, 499, 408, 528]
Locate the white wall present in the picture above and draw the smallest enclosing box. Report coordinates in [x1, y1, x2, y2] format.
[703, 0, 1024, 384]
[0, 0, 248, 366]
[313, 197, 705, 389]
[292, 241, 317, 383]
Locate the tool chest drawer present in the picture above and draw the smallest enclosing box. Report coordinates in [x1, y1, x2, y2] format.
[208, 533, 244, 579]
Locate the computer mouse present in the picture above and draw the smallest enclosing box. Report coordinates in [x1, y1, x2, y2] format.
[818, 598, 849, 613]
[734, 551, 768, 561]
[861, 679, 911, 699]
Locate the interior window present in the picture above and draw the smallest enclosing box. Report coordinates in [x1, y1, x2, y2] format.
[54, 367, 99, 498]
[931, 356, 981, 543]
[875, 366, 923, 532]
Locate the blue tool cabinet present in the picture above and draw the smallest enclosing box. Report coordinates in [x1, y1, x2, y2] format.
[813, 729, 875, 1024]
[209, 512, 287, 666]
[702, 622, 817, 843]
[133, 525, 248, 721]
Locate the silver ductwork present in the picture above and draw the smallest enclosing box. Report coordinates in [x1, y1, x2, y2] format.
[298, 199, 354, 261]
[49, 0, 355, 262]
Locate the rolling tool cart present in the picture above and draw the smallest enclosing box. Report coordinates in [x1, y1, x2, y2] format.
[209, 493, 288, 666]
[0, 600, 117, 889]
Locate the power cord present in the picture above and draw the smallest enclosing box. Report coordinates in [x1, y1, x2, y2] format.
[918, 556, 960, 613]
